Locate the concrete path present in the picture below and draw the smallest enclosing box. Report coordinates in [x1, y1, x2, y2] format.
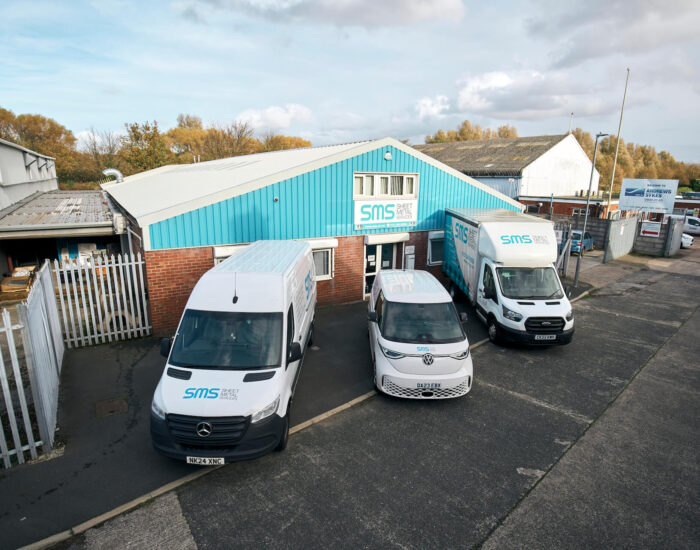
[43, 248, 699, 550]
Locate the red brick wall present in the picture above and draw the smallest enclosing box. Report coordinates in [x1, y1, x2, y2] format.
[315, 231, 448, 306]
[317, 236, 364, 305]
[145, 247, 214, 336]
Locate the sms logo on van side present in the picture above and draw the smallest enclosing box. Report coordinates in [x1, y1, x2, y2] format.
[454, 222, 469, 244]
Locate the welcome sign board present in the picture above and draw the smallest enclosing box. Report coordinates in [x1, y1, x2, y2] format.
[353, 199, 418, 230]
[619, 179, 678, 213]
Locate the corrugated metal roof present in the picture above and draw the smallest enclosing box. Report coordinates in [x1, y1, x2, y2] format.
[103, 141, 374, 226]
[0, 190, 114, 234]
[413, 134, 569, 177]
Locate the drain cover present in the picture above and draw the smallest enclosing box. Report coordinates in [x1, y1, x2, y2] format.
[95, 398, 128, 418]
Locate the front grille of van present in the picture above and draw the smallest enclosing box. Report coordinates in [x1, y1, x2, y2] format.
[166, 414, 250, 447]
[525, 317, 565, 333]
[382, 377, 471, 399]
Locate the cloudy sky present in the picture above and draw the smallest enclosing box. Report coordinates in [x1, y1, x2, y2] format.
[2, 0, 699, 161]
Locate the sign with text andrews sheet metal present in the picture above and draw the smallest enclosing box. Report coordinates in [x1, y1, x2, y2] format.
[618, 179, 678, 213]
[353, 199, 418, 230]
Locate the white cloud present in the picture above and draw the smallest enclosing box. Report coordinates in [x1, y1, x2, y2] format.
[236, 103, 314, 130]
[527, 0, 700, 67]
[455, 70, 618, 120]
[415, 95, 450, 119]
[183, 0, 466, 26]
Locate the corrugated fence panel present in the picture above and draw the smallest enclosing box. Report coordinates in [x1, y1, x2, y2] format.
[149, 145, 520, 249]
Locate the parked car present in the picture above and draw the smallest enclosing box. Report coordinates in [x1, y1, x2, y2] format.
[681, 233, 694, 248]
[570, 230, 594, 254]
[683, 216, 700, 236]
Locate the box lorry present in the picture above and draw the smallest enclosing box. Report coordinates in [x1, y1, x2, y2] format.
[150, 240, 316, 464]
[367, 270, 472, 399]
[443, 209, 574, 345]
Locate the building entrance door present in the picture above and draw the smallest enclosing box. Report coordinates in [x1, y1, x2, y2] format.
[364, 243, 397, 297]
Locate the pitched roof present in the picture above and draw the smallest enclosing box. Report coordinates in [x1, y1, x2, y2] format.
[103, 137, 522, 228]
[0, 190, 114, 238]
[0, 137, 55, 160]
[413, 134, 569, 177]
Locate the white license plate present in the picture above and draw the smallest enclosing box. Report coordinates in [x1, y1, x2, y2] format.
[416, 382, 441, 389]
[186, 456, 225, 465]
[534, 334, 557, 341]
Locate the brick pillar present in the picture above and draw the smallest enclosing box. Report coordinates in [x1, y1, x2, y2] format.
[145, 247, 215, 336]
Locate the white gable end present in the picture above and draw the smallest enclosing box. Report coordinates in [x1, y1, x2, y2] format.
[520, 134, 599, 197]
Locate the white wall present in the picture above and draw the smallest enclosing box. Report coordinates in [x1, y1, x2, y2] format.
[0, 142, 58, 209]
[520, 134, 599, 197]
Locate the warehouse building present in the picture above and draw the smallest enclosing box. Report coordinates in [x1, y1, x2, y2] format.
[102, 137, 522, 335]
[414, 134, 599, 200]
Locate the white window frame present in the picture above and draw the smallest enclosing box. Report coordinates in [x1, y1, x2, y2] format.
[312, 248, 334, 281]
[427, 230, 444, 266]
[353, 172, 419, 200]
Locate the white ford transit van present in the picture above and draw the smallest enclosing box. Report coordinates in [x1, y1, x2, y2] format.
[151, 240, 316, 464]
[368, 270, 473, 399]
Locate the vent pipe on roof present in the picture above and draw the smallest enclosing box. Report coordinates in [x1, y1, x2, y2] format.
[102, 168, 124, 183]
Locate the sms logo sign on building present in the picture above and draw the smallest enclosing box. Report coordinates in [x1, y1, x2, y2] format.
[354, 199, 417, 230]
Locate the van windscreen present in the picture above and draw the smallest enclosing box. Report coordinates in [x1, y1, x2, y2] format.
[169, 309, 283, 369]
[380, 301, 465, 344]
[496, 267, 563, 299]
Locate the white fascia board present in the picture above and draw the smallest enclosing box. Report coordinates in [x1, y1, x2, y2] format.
[303, 238, 338, 249]
[365, 232, 410, 245]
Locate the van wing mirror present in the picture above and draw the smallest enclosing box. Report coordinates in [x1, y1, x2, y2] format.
[288, 342, 303, 363]
[160, 337, 172, 358]
[564, 285, 573, 298]
[459, 312, 468, 323]
[367, 311, 378, 323]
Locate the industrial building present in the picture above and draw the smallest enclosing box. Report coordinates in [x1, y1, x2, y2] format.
[102, 137, 522, 335]
[414, 134, 599, 200]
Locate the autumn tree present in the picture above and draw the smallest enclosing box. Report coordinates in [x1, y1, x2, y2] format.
[119, 121, 174, 175]
[260, 133, 312, 152]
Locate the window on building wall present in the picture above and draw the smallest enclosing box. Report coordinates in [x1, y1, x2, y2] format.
[427, 231, 444, 266]
[312, 249, 333, 281]
[526, 204, 540, 214]
[353, 173, 419, 199]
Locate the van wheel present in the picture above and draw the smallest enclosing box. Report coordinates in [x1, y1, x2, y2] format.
[488, 318, 501, 344]
[275, 408, 290, 452]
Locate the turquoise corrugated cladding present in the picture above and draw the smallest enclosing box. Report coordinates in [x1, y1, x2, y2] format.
[149, 145, 521, 249]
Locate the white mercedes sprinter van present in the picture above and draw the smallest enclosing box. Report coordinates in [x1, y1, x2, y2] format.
[151, 240, 316, 464]
[368, 270, 472, 399]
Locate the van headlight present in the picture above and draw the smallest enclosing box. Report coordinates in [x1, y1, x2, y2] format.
[502, 305, 523, 322]
[566, 309, 574, 321]
[380, 344, 405, 359]
[450, 348, 470, 360]
[151, 392, 166, 420]
[251, 395, 280, 423]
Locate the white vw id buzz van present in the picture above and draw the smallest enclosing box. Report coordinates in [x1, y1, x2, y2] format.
[368, 270, 472, 399]
[151, 240, 316, 464]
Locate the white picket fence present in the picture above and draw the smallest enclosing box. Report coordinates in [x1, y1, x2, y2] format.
[0, 261, 64, 468]
[52, 253, 151, 348]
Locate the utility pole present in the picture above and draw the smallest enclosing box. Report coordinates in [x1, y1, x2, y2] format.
[573, 132, 609, 288]
[568, 112, 574, 134]
[607, 68, 630, 216]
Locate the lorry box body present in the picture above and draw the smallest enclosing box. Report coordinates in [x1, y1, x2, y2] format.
[444, 208, 574, 345]
[150, 240, 316, 464]
[368, 270, 473, 399]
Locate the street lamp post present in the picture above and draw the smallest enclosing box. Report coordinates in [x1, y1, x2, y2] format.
[573, 132, 609, 288]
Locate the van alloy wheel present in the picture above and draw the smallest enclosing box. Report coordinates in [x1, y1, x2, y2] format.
[488, 319, 500, 344]
[275, 407, 290, 452]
